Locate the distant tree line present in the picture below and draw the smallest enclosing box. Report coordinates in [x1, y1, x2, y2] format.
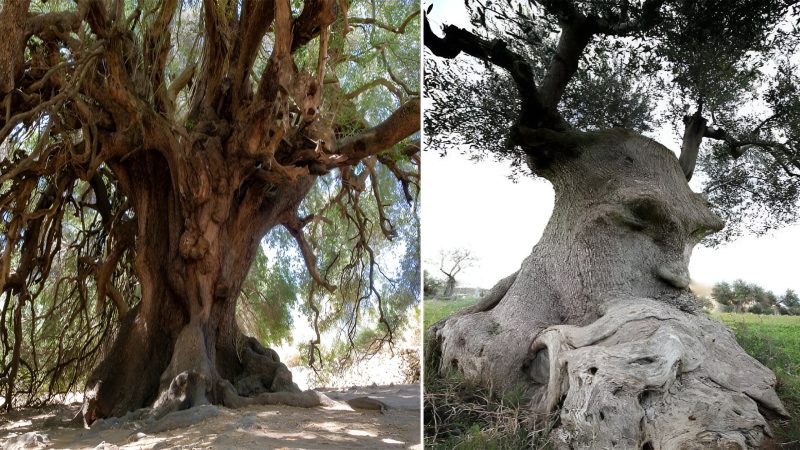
[711, 280, 800, 315]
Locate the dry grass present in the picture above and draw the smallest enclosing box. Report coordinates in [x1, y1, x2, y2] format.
[424, 371, 555, 449]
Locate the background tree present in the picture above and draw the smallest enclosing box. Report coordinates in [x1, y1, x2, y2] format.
[711, 281, 738, 312]
[0, 0, 420, 423]
[438, 248, 473, 298]
[423, 269, 444, 298]
[425, 0, 798, 446]
[712, 279, 787, 314]
[780, 288, 800, 315]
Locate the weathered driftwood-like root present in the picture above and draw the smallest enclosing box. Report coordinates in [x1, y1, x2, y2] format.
[527, 298, 786, 449]
[345, 396, 390, 413]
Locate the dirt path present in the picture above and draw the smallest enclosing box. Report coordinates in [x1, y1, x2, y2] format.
[1, 384, 420, 449]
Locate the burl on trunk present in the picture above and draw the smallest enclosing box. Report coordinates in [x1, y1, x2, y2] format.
[428, 129, 787, 449]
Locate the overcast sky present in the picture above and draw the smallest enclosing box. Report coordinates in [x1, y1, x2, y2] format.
[422, 0, 800, 295]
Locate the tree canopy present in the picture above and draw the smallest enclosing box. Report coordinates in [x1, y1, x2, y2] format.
[425, 0, 800, 242]
[0, 0, 420, 411]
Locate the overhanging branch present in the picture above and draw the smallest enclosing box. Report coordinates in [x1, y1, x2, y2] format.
[350, 9, 420, 34]
[330, 97, 420, 167]
[424, 15, 566, 131]
[284, 219, 336, 293]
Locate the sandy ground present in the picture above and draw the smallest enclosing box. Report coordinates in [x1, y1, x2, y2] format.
[0, 384, 420, 450]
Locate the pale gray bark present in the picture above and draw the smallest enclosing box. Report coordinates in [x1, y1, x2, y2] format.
[428, 129, 785, 448]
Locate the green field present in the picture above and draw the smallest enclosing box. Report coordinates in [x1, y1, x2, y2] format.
[713, 312, 800, 366]
[423, 297, 480, 330]
[712, 312, 800, 442]
[424, 300, 800, 445]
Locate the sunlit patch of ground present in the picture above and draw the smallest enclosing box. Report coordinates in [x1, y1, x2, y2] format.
[0, 384, 421, 450]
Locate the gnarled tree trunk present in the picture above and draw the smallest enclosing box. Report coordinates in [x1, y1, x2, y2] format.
[427, 129, 787, 449]
[0, 0, 419, 423]
[81, 147, 318, 424]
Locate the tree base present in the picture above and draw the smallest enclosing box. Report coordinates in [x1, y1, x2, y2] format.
[429, 296, 788, 449]
[82, 320, 326, 426]
[493, 298, 784, 449]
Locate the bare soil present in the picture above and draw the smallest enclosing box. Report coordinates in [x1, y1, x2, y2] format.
[0, 384, 420, 450]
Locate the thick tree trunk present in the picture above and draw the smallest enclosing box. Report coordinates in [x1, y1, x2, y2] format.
[81, 149, 317, 424]
[428, 129, 787, 449]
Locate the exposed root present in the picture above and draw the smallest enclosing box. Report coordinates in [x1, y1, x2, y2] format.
[528, 298, 786, 449]
[219, 379, 335, 409]
[145, 404, 220, 434]
[345, 396, 390, 414]
[233, 336, 301, 395]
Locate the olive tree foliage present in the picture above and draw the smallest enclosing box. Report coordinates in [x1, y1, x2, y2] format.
[711, 280, 800, 314]
[425, 0, 800, 240]
[0, 0, 419, 411]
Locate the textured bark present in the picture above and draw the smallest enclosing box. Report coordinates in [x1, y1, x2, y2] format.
[0, 0, 31, 94]
[428, 129, 786, 449]
[0, 0, 419, 420]
[81, 148, 316, 425]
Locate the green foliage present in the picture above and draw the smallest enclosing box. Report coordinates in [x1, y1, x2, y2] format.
[301, 305, 420, 387]
[700, 295, 715, 313]
[782, 289, 800, 315]
[423, 297, 479, 331]
[654, 0, 784, 110]
[237, 246, 297, 347]
[711, 279, 800, 315]
[714, 313, 800, 442]
[699, 140, 800, 243]
[291, 162, 420, 365]
[423, 270, 444, 299]
[425, 58, 529, 178]
[561, 55, 659, 132]
[0, 178, 134, 407]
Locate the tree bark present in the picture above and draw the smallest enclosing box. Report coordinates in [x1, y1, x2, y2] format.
[0, 0, 419, 420]
[428, 129, 786, 449]
[81, 147, 315, 424]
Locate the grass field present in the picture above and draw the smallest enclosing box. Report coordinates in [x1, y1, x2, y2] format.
[424, 300, 800, 447]
[712, 312, 800, 443]
[423, 297, 480, 330]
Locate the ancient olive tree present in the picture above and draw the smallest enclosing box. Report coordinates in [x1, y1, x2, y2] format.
[425, 0, 799, 447]
[0, 0, 420, 424]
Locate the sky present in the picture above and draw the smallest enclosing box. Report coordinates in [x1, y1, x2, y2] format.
[421, 0, 800, 296]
